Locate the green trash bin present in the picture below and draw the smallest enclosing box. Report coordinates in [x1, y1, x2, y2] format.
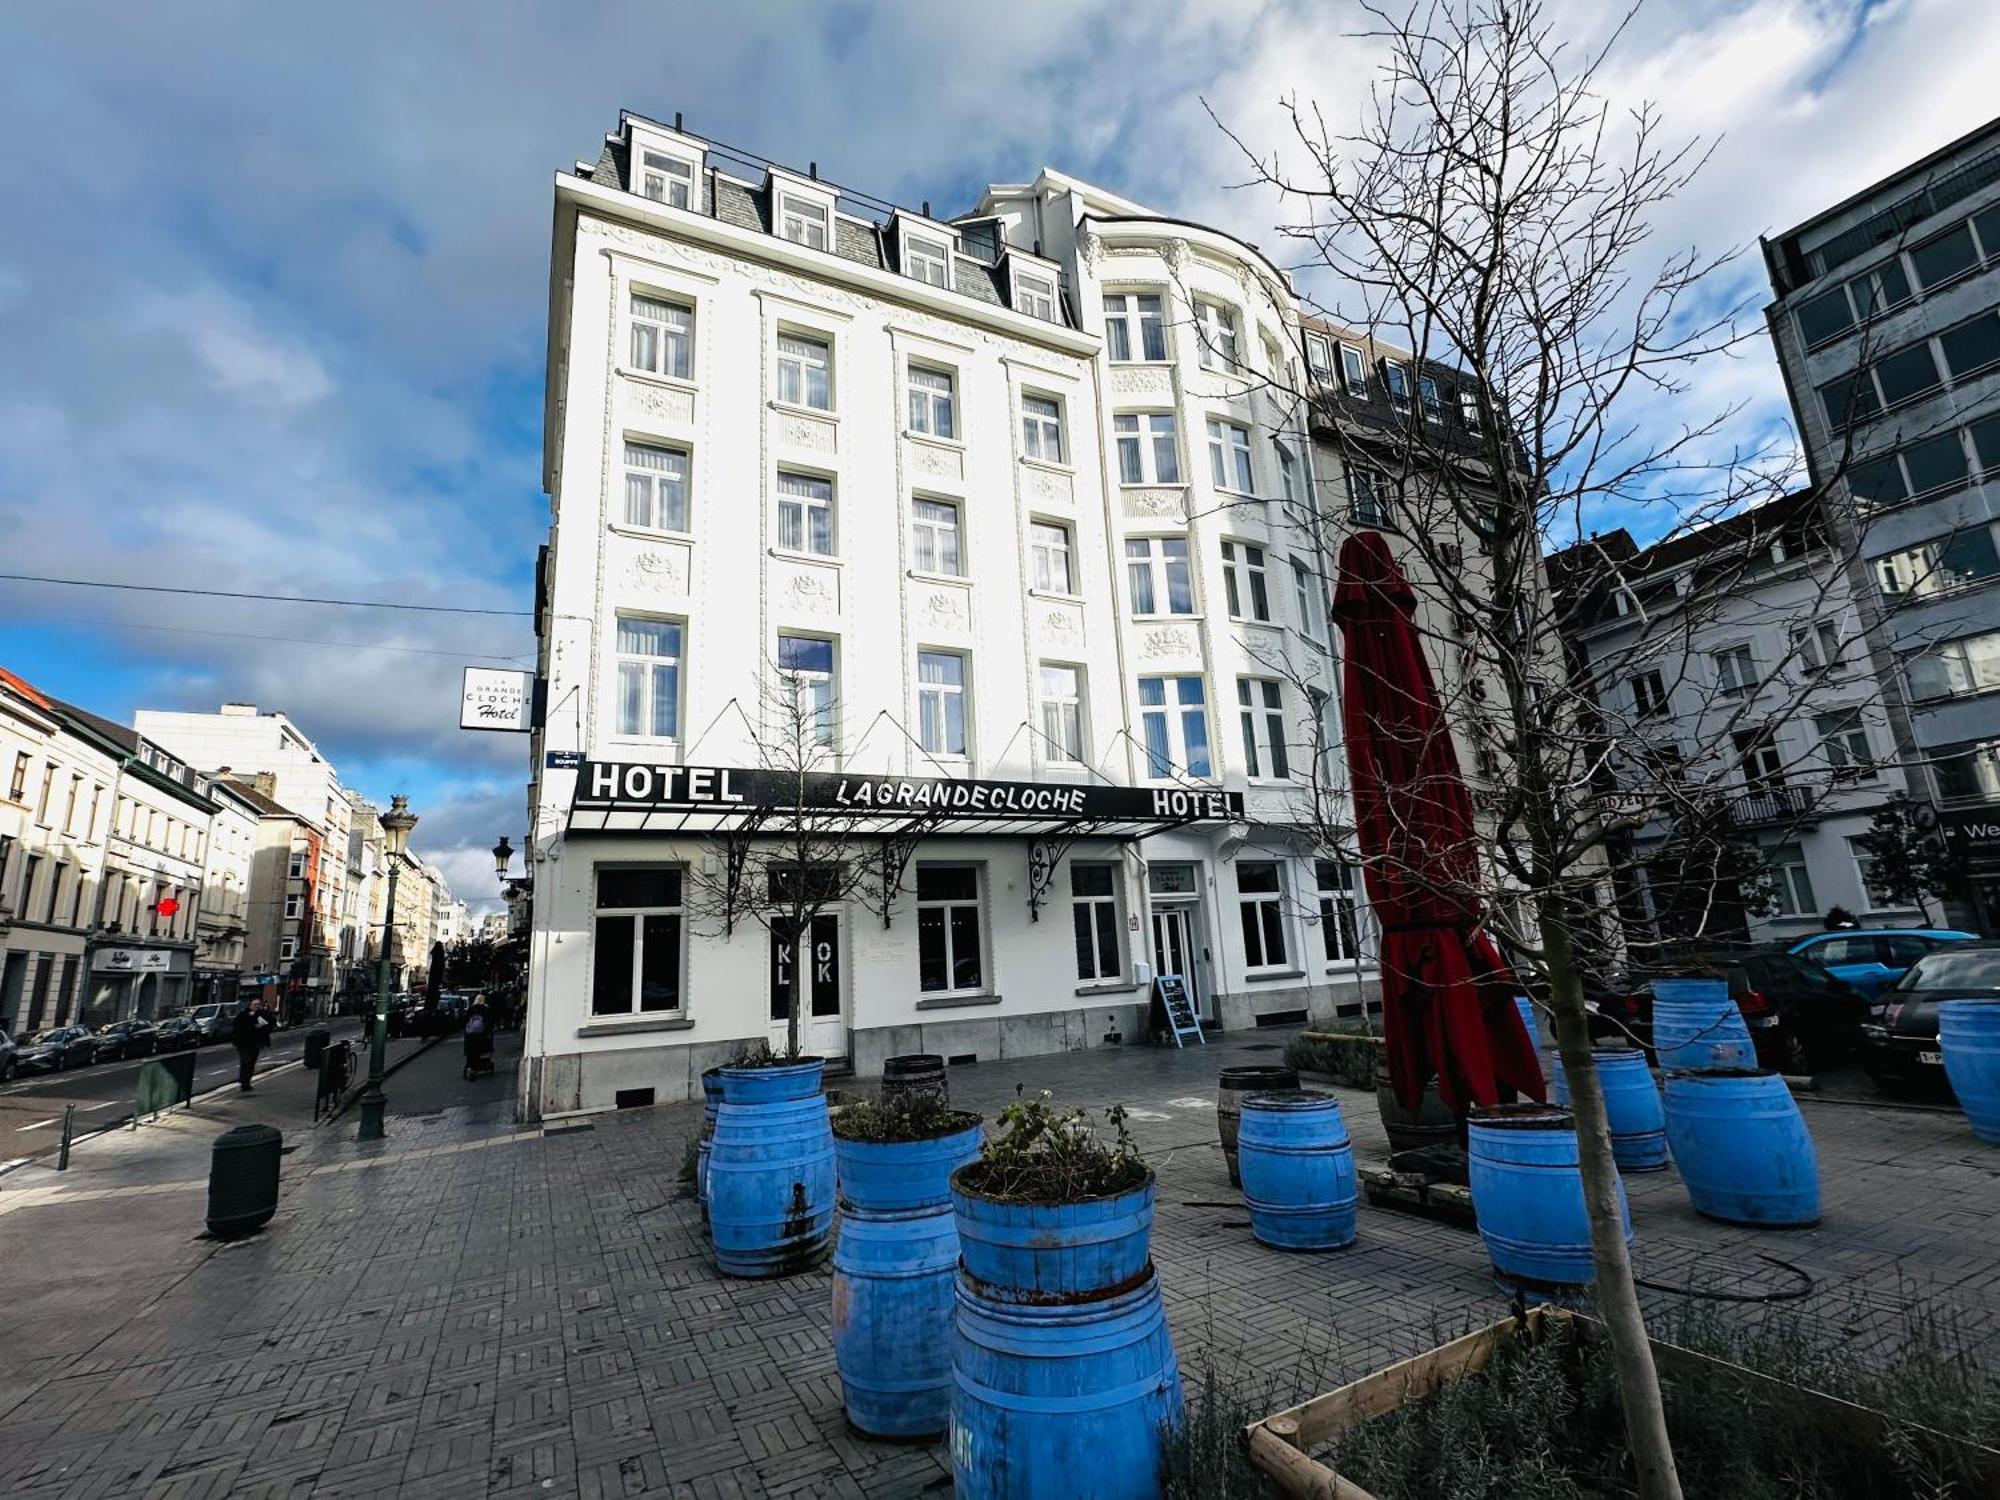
[208, 1123, 283, 1238]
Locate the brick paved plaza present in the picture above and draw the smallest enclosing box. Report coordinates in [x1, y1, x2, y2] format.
[1, 1029, 1996, 1498]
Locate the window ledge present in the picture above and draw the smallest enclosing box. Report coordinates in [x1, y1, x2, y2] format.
[768, 547, 842, 567]
[1020, 456, 1076, 477]
[1244, 968, 1308, 984]
[616, 366, 699, 395]
[578, 1015, 693, 1037]
[1109, 359, 1176, 368]
[769, 398, 838, 422]
[1131, 612, 1204, 624]
[1118, 482, 1188, 493]
[1075, 981, 1142, 998]
[1027, 588, 1085, 606]
[902, 429, 967, 452]
[608, 523, 695, 545]
[908, 569, 972, 588]
[915, 993, 1002, 1011]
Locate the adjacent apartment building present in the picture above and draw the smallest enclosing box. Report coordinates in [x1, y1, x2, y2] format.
[1763, 114, 2000, 933]
[520, 112, 1541, 1118]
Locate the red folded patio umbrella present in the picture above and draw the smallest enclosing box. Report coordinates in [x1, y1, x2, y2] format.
[1332, 530, 1544, 1114]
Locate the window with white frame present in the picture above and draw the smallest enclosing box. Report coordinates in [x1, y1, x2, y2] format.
[1236, 861, 1289, 969]
[779, 194, 829, 250]
[1384, 360, 1411, 407]
[1126, 537, 1195, 615]
[1206, 418, 1254, 493]
[778, 634, 836, 747]
[1030, 520, 1075, 594]
[281, 937, 297, 962]
[907, 364, 956, 438]
[615, 616, 683, 739]
[1815, 709, 1872, 779]
[1196, 300, 1240, 371]
[1734, 727, 1786, 791]
[910, 498, 963, 576]
[917, 651, 968, 756]
[1021, 395, 1064, 462]
[1790, 619, 1843, 673]
[1459, 389, 1484, 431]
[1848, 837, 1901, 910]
[1631, 670, 1668, 718]
[1277, 444, 1303, 507]
[1103, 292, 1167, 362]
[776, 470, 836, 555]
[776, 332, 832, 410]
[1013, 267, 1058, 322]
[1071, 863, 1122, 982]
[1238, 678, 1290, 779]
[1348, 465, 1386, 525]
[1291, 558, 1328, 642]
[639, 150, 694, 208]
[1305, 332, 1335, 384]
[1713, 644, 1757, 697]
[1315, 860, 1363, 962]
[1419, 375, 1444, 422]
[904, 232, 951, 287]
[1038, 663, 1085, 763]
[288, 850, 306, 879]
[622, 441, 690, 532]
[629, 292, 693, 380]
[916, 864, 984, 993]
[1769, 845, 1816, 918]
[592, 866, 683, 1015]
[1113, 413, 1181, 484]
[1220, 541, 1271, 622]
[1138, 676, 1211, 777]
[284, 894, 302, 920]
[1339, 343, 1368, 394]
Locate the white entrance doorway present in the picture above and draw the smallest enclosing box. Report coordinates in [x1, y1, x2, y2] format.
[770, 913, 846, 1058]
[1150, 905, 1206, 1023]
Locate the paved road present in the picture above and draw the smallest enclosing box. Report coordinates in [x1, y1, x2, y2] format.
[0, 1018, 365, 1166]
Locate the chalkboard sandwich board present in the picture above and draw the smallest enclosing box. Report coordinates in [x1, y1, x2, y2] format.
[1152, 973, 1205, 1048]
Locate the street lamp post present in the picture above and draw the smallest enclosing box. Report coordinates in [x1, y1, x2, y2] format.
[356, 795, 419, 1142]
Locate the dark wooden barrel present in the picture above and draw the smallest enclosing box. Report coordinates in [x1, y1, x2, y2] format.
[881, 1053, 948, 1109]
[1216, 1065, 1299, 1187]
[1374, 1061, 1458, 1154]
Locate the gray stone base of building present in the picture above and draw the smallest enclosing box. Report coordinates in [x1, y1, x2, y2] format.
[1214, 972, 1378, 1033]
[848, 998, 1150, 1079]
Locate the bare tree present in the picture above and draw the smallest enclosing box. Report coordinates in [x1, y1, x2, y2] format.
[684, 660, 881, 1059]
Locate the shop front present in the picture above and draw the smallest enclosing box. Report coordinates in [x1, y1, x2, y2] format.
[83, 943, 193, 1024]
[1943, 808, 2000, 936]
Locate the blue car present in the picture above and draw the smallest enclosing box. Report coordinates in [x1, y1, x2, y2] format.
[1786, 928, 1980, 1000]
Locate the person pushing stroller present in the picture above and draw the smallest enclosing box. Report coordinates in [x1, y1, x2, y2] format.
[462, 1000, 495, 1080]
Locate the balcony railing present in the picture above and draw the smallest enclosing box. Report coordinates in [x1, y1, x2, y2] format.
[1729, 785, 1811, 827]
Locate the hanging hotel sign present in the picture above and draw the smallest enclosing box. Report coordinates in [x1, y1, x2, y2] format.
[571, 761, 1242, 824]
[460, 668, 535, 732]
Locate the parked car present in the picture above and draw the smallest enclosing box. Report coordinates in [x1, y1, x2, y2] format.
[186, 1003, 232, 1043]
[96, 1019, 160, 1060]
[1588, 947, 1868, 1074]
[17, 1026, 100, 1073]
[153, 1016, 202, 1052]
[1786, 928, 1980, 1000]
[1860, 942, 2000, 1093]
[0, 1029, 17, 1083]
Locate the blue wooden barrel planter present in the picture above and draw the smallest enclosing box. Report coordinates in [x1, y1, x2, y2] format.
[1662, 1069, 1820, 1227]
[1551, 1047, 1670, 1171]
[1467, 1104, 1630, 1293]
[830, 1118, 982, 1441]
[1514, 994, 1543, 1048]
[1237, 1090, 1357, 1250]
[696, 1065, 724, 1216]
[1650, 977, 1755, 1071]
[707, 1058, 834, 1278]
[948, 1170, 1182, 1500]
[1940, 1000, 2000, 1145]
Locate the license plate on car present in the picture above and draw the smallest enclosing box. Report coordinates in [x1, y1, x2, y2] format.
[1917, 1050, 1943, 1065]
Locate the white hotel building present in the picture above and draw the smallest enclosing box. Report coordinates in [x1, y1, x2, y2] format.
[522, 112, 1389, 1118]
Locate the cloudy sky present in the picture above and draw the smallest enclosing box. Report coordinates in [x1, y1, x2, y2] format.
[1, 0, 1994, 907]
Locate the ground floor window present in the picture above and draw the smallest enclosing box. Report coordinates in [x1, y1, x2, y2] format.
[917, 864, 983, 994]
[592, 866, 684, 1015]
[1236, 861, 1288, 970]
[1768, 844, 1816, 917]
[1071, 862, 1122, 982]
[1315, 859, 1362, 962]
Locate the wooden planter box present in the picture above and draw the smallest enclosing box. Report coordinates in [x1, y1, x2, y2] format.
[1244, 1306, 2000, 1500]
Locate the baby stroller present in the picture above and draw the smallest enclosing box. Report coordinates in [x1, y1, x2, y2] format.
[462, 1006, 495, 1080]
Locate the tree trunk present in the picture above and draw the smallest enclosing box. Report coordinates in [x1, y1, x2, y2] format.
[1540, 908, 1683, 1500]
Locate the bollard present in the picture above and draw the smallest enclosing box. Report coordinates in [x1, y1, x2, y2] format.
[207, 1123, 283, 1238]
[57, 1104, 76, 1171]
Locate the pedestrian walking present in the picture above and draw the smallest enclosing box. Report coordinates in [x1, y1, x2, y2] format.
[231, 999, 273, 1092]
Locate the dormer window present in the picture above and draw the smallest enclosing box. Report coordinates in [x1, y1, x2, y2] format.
[780, 195, 829, 250]
[1339, 344, 1368, 395]
[639, 150, 694, 209]
[904, 233, 952, 288]
[1384, 361, 1411, 407]
[1013, 267, 1058, 322]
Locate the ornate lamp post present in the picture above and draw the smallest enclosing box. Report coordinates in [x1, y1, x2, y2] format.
[356, 795, 418, 1142]
[492, 835, 514, 888]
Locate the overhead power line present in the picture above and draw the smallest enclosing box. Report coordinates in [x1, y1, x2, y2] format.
[0, 573, 532, 617]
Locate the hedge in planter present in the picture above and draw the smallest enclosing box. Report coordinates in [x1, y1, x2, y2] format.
[948, 1089, 1182, 1500]
[707, 1043, 834, 1278]
[829, 1092, 982, 1441]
